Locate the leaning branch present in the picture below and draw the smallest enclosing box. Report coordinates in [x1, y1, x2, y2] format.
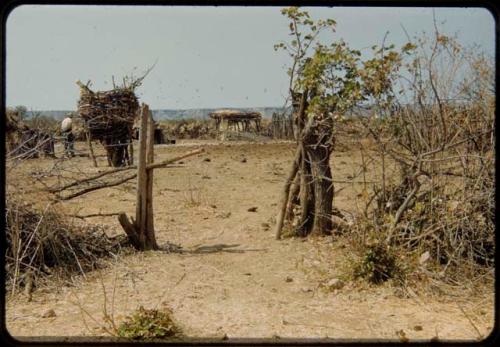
[49, 166, 135, 193]
[56, 173, 137, 201]
[53, 148, 204, 201]
[275, 146, 302, 240]
[146, 148, 204, 171]
[69, 212, 123, 219]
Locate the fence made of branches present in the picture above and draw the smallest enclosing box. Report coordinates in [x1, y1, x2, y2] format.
[270, 112, 295, 140]
[350, 30, 495, 284]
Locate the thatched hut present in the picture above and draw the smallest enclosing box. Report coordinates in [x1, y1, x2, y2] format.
[209, 110, 262, 141]
[76, 81, 139, 167]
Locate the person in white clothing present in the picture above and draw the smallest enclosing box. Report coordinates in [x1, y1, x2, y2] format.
[61, 114, 75, 157]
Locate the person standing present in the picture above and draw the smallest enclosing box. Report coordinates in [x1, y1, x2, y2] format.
[61, 113, 75, 157]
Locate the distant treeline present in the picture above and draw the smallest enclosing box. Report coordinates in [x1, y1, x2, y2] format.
[21, 103, 460, 123]
[23, 106, 292, 121]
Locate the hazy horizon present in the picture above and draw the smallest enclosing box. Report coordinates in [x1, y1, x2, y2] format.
[6, 5, 495, 111]
[21, 105, 287, 112]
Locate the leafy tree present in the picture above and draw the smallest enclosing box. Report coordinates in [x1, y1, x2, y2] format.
[274, 7, 405, 238]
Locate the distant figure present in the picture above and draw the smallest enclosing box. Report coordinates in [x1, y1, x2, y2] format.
[61, 114, 75, 157]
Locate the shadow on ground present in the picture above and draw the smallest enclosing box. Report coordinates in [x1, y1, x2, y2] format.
[158, 242, 267, 255]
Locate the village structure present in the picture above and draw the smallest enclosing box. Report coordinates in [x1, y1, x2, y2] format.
[209, 109, 262, 140]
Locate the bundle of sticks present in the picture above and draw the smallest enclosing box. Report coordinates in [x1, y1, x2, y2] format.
[5, 196, 127, 294]
[76, 80, 139, 166]
[77, 80, 139, 141]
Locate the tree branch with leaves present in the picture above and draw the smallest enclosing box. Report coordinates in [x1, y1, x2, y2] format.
[274, 7, 404, 239]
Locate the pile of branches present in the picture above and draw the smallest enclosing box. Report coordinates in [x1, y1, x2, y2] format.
[77, 82, 139, 141]
[5, 196, 129, 294]
[6, 108, 56, 160]
[77, 78, 144, 167]
[344, 31, 496, 286]
[356, 100, 495, 283]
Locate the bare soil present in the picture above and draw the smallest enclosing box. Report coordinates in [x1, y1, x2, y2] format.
[5, 140, 494, 341]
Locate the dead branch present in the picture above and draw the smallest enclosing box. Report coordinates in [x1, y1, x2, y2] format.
[385, 184, 419, 244]
[117, 213, 140, 250]
[50, 149, 204, 201]
[49, 166, 135, 193]
[146, 148, 204, 171]
[56, 173, 137, 201]
[275, 145, 302, 240]
[70, 212, 122, 219]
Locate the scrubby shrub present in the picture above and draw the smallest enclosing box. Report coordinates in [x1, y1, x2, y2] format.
[353, 242, 403, 284]
[344, 28, 495, 288]
[117, 306, 182, 340]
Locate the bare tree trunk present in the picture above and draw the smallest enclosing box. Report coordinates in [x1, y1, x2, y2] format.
[308, 145, 334, 235]
[275, 88, 335, 238]
[295, 145, 314, 236]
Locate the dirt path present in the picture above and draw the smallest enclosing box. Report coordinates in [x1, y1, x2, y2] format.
[6, 141, 494, 341]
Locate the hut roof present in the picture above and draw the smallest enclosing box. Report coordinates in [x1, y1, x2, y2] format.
[209, 109, 262, 120]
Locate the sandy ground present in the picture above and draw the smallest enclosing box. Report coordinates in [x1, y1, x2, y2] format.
[5, 140, 495, 342]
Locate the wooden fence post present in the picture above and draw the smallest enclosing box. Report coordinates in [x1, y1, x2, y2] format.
[118, 104, 204, 250]
[86, 131, 98, 167]
[145, 110, 158, 249]
[135, 103, 149, 248]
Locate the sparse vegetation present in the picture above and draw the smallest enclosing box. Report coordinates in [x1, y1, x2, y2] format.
[4, 5, 494, 341]
[350, 27, 494, 286]
[274, 7, 406, 238]
[352, 242, 403, 284]
[272, 7, 494, 291]
[117, 306, 182, 340]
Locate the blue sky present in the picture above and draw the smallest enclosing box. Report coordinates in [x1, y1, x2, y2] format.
[6, 5, 495, 110]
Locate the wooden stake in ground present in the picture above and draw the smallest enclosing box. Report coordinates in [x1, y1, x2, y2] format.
[145, 110, 157, 249]
[135, 104, 156, 250]
[118, 103, 156, 250]
[86, 131, 98, 167]
[275, 146, 301, 240]
[117, 103, 204, 250]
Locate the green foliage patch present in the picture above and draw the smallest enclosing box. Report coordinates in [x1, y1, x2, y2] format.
[117, 306, 182, 340]
[353, 243, 403, 284]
